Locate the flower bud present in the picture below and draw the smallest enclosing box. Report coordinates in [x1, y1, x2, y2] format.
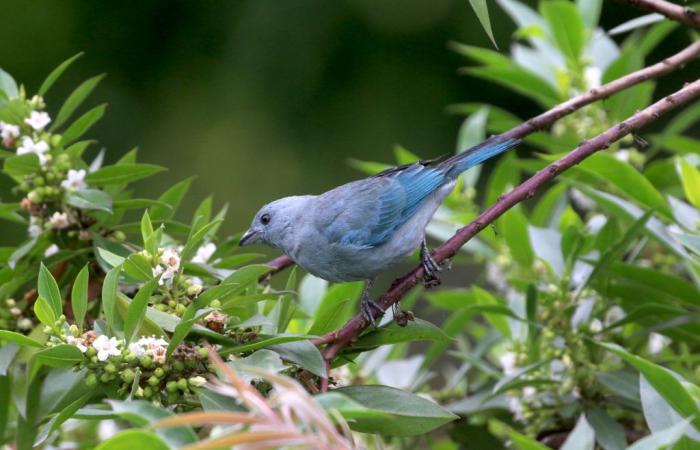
[69, 324, 80, 337]
[140, 355, 153, 368]
[86, 373, 98, 387]
[134, 386, 144, 397]
[27, 191, 42, 203]
[154, 367, 165, 378]
[87, 347, 97, 357]
[187, 284, 203, 297]
[121, 368, 135, 383]
[147, 375, 160, 387]
[188, 376, 206, 388]
[105, 363, 117, 373]
[166, 381, 178, 392]
[143, 386, 153, 398]
[209, 299, 221, 308]
[4, 298, 15, 307]
[197, 347, 209, 359]
[177, 378, 189, 391]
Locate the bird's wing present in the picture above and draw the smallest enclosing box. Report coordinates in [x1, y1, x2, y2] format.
[315, 163, 446, 248]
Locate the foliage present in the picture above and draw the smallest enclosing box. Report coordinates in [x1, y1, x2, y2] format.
[0, 0, 699, 449]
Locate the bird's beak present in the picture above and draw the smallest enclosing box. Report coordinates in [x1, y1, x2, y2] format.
[239, 228, 260, 246]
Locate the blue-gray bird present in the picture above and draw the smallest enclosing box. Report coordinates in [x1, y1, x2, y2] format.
[240, 137, 519, 325]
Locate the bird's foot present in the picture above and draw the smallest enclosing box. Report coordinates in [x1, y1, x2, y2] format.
[392, 303, 414, 327]
[420, 239, 442, 288]
[361, 297, 385, 327]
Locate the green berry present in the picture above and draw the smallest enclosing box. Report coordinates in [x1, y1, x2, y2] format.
[147, 375, 160, 387]
[105, 363, 117, 373]
[209, 299, 221, 308]
[173, 360, 185, 372]
[121, 368, 135, 383]
[154, 367, 165, 378]
[177, 378, 188, 391]
[86, 373, 98, 387]
[141, 356, 153, 368]
[166, 381, 178, 393]
[197, 347, 209, 358]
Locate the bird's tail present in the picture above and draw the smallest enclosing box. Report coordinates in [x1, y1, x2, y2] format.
[443, 137, 520, 179]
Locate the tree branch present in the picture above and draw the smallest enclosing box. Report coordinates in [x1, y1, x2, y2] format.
[315, 78, 700, 365]
[261, 39, 700, 279]
[623, 0, 700, 29]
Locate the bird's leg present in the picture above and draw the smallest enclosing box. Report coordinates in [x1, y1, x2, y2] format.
[420, 237, 442, 287]
[360, 278, 384, 327]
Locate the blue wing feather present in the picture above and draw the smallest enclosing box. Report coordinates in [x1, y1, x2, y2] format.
[320, 137, 519, 248]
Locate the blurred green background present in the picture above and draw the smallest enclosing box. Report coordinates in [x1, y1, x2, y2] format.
[0, 0, 693, 246]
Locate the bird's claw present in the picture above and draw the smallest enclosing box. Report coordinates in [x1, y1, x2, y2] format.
[420, 240, 442, 288]
[361, 298, 385, 327]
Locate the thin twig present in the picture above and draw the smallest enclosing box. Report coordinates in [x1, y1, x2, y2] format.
[315, 79, 700, 366]
[623, 0, 700, 29]
[260, 39, 700, 278]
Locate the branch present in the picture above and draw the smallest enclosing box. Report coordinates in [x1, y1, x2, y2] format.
[623, 0, 700, 29]
[316, 78, 700, 364]
[261, 39, 700, 279]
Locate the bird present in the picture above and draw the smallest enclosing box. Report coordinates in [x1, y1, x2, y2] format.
[240, 137, 520, 326]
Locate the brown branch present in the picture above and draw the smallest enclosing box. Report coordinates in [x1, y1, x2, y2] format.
[623, 0, 700, 29]
[315, 78, 700, 365]
[261, 39, 700, 280]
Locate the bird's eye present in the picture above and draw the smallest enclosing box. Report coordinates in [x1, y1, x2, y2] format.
[260, 213, 271, 225]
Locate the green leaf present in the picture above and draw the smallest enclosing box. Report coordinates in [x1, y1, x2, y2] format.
[0, 67, 19, 99]
[124, 278, 158, 345]
[677, 158, 700, 208]
[540, 1, 586, 63]
[86, 163, 166, 186]
[123, 253, 153, 282]
[307, 282, 363, 336]
[51, 74, 105, 130]
[468, 0, 498, 48]
[0, 330, 43, 348]
[271, 267, 297, 334]
[149, 177, 193, 221]
[560, 414, 595, 450]
[140, 210, 155, 254]
[586, 407, 627, 450]
[220, 334, 317, 355]
[269, 340, 326, 377]
[106, 400, 197, 448]
[71, 265, 89, 331]
[350, 318, 451, 350]
[488, 419, 550, 450]
[94, 430, 169, 450]
[39, 262, 63, 318]
[60, 103, 106, 145]
[598, 342, 700, 431]
[35, 344, 84, 368]
[627, 419, 693, 450]
[34, 296, 56, 327]
[65, 188, 113, 212]
[462, 65, 561, 108]
[500, 206, 534, 267]
[576, 0, 602, 29]
[38, 52, 83, 96]
[319, 385, 458, 436]
[576, 152, 669, 216]
[180, 218, 223, 261]
[3, 153, 40, 179]
[102, 265, 122, 332]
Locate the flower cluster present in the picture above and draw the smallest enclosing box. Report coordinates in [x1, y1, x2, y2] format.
[51, 325, 215, 406]
[1, 94, 91, 240]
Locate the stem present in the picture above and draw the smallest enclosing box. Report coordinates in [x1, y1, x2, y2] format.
[316, 78, 700, 363]
[623, 0, 700, 29]
[261, 39, 700, 278]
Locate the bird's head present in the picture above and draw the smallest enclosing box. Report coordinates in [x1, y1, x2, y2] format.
[239, 195, 310, 249]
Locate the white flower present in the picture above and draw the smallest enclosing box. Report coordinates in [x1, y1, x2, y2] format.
[589, 318, 603, 334]
[25, 111, 51, 131]
[67, 336, 88, 353]
[604, 306, 625, 327]
[60, 169, 87, 191]
[28, 224, 42, 238]
[160, 248, 181, 271]
[0, 121, 19, 146]
[508, 396, 525, 421]
[188, 376, 207, 387]
[499, 352, 518, 376]
[648, 333, 670, 355]
[17, 136, 49, 165]
[44, 244, 59, 257]
[584, 66, 602, 89]
[129, 336, 168, 359]
[49, 211, 70, 229]
[615, 149, 631, 163]
[92, 335, 122, 361]
[192, 242, 216, 264]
